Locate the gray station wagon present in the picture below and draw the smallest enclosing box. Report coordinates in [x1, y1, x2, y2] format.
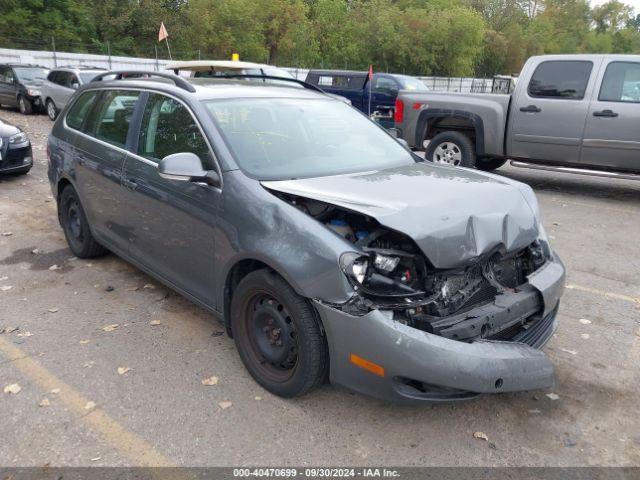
[47, 71, 565, 403]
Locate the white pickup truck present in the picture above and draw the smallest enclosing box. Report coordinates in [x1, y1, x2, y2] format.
[394, 54, 640, 177]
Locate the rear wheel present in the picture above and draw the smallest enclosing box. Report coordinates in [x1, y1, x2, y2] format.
[18, 95, 33, 115]
[46, 99, 58, 121]
[59, 186, 108, 258]
[425, 131, 475, 168]
[230, 269, 328, 398]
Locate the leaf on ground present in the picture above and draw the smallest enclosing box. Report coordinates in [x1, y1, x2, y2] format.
[48, 264, 61, 271]
[39, 398, 51, 407]
[117, 367, 131, 375]
[51, 388, 61, 394]
[201, 376, 219, 386]
[79, 339, 90, 344]
[143, 283, 155, 289]
[254, 396, 262, 401]
[48, 308, 59, 313]
[218, 400, 233, 409]
[84, 361, 95, 368]
[0, 326, 19, 334]
[473, 431, 489, 441]
[101, 324, 119, 332]
[561, 348, 577, 355]
[4, 383, 21, 394]
[91, 456, 101, 462]
[31, 248, 41, 254]
[1, 232, 13, 236]
[150, 320, 161, 326]
[580, 333, 590, 339]
[1, 285, 13, 292]
[0, 276, 8, 281]
[126, 286, 140, 291]
[579, 318, 592, 325]
[17, 331, 33, 337]
[84, 401, 96, 410]
[546, 393, 560, 400]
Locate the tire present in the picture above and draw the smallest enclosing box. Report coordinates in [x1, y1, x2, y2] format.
[59, 186, 108, 258]
[230, 269, 329, 398]
[18, 95, 33, 115]
[425, 131, 476, 168]
[46, 99, 58, 121]
[476, 157, 507, 171]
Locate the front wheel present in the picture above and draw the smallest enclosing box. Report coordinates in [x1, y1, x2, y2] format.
[230, 270, 329, 398]
[46, 99, 58, 121]
[18, 96, 33, 115]
[59, 186, 108, 258]
[425, 131, 476, 168]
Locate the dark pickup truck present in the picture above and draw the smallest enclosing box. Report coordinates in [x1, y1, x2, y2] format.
[305, 69, 428, 128]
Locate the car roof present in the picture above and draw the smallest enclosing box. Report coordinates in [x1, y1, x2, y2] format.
[83, 76, 332, 101]
[1, 63, 48, 69]
[165, 60, 275, 72]
[55, 66, 107, 72]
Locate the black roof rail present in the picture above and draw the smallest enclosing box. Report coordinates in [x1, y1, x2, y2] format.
[198, 74, 326, 94]
[91, 70, 196, 93]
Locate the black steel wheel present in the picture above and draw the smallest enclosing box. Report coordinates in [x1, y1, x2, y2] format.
[60, 186, 108, 258]
[230, 269, 328, 398]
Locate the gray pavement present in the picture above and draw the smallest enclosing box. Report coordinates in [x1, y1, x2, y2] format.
[0, 108, 639, 467]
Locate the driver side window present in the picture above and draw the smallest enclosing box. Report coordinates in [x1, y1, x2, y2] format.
[138, 93, 213, 169]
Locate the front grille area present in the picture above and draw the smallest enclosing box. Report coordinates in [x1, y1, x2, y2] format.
[488, 304, 558, 348]
[0, 143, 31, 169]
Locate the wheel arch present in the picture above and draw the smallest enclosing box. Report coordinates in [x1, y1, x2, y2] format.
[221, 256, 318, 338]
[415, 110, 485, 156]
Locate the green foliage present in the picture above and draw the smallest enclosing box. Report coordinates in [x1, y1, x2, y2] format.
[1, 0, 640, 75]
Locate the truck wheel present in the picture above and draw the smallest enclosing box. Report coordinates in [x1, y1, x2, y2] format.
[476, 157, 507, 171]
[230, 269, 329, 398]
[18, 96, 33, 115]
[425, 131, 475, 168]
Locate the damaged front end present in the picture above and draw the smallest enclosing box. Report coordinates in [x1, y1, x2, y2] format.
[275, 190, 556, 345]
[271, 189, 565, 402]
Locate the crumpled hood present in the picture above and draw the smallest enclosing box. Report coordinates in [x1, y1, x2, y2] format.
[262, 162, 541, 269]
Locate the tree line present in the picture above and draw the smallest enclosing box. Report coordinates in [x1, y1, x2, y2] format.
[1, 0, 639, 77]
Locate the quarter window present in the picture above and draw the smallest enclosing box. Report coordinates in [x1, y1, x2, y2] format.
[91, 90, 140, 147]
[599, 62, 640, 103]
[66, 91, 100, 131]
[528, 61, 593, 100]
[138, 93, 213, 168]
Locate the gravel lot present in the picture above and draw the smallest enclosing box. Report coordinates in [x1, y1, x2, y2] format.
[1, 108, 639, 467]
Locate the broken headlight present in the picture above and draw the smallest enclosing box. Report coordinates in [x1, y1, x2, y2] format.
[340, 252, 420, 297]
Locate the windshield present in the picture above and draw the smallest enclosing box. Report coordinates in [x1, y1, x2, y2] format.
[397, 76, 428, 91]
[204, 98, 414, 180]
[14, 67, 48, 83]
[79, 72, 101, 84]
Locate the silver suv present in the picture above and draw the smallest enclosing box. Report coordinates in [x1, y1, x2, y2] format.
[41, 66, 106, 120]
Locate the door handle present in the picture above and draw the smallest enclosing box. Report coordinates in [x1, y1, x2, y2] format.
[520, 105, 541, 113]
[123, 178, 138, 190]
[593, 109, 618, 118]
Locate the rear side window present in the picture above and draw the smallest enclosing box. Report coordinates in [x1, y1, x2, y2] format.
[137, 93, 213, 169]
[91, 90, 140, 147]
[528, 61, 593, 99]
[599, 62, 640, 103]
[66, 91, 100, 131]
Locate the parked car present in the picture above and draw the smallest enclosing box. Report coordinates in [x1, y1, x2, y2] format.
[47, 71, 564, 403]
[0, 64, 49, 115]
[167, 60, 350, 104]
[305, 70, 429, 129]
[395, 54, 640, 177]
[0, 118, 33, 174]
[41, 66, 106, 120]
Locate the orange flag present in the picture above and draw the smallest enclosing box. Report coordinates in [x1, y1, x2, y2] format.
[158, 22, 169, 42]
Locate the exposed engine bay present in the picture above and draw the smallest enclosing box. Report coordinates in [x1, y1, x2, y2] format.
[274, 191, 549, 342]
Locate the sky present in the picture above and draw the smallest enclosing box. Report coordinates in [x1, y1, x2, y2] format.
[591, 0, 640, 13]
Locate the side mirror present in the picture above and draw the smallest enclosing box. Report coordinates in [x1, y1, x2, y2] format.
[158, 152, 220, 187]
[71, 83, 79, 90]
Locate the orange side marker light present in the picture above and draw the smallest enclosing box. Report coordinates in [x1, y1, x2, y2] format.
[350, 354, 385, 377]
